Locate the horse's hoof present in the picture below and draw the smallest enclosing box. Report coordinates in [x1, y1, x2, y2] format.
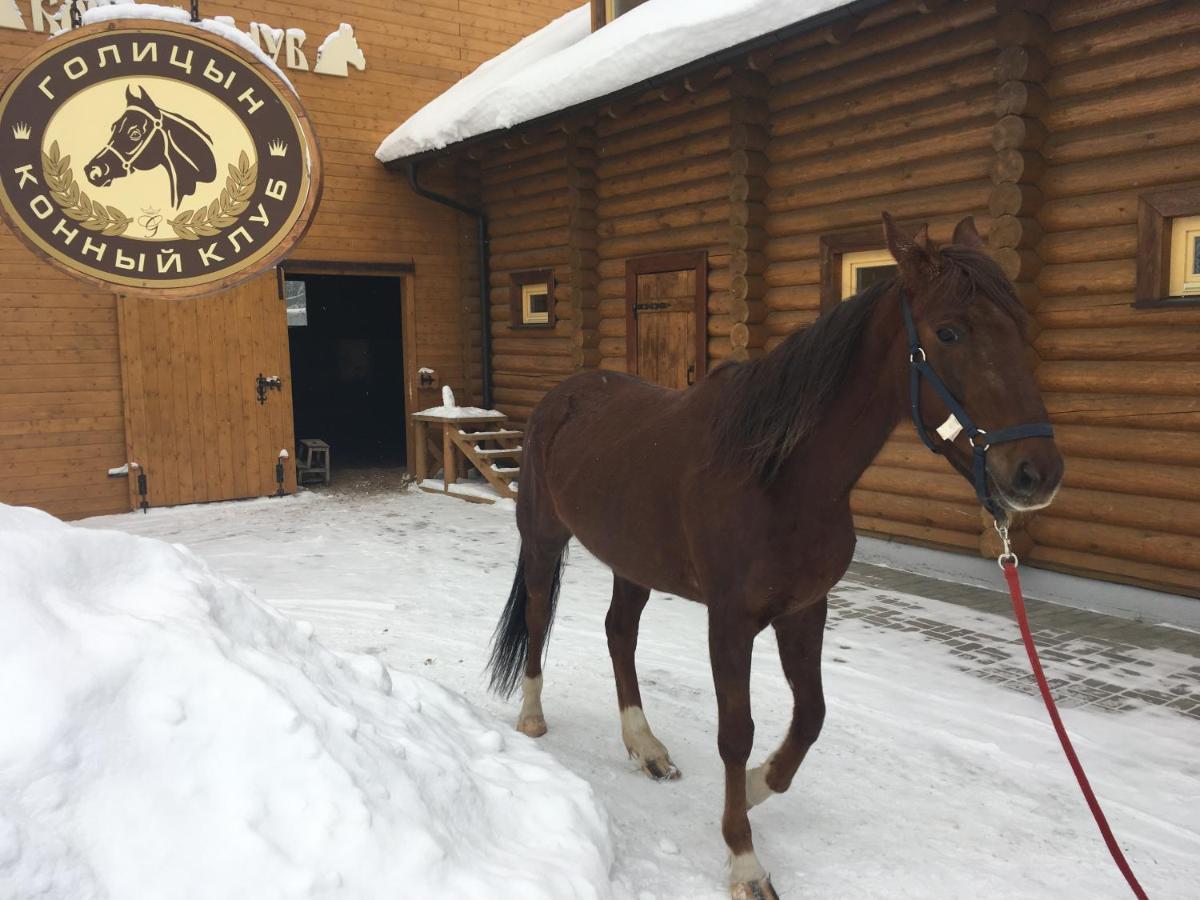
[730, 876, 779, 900]
[640, 756, 681, 781]
[515, 714, 547, 737]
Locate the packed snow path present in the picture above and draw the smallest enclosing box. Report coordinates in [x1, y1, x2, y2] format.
[82, 487, 1200, 899]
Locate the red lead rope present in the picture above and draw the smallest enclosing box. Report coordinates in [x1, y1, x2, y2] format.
[1000, 560, 1149, 899]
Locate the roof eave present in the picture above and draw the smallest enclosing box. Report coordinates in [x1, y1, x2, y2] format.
[382, 0, 893, 170]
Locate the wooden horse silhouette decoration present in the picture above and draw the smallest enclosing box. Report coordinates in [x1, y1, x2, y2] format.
[488, 214, 1063, 899]
[85, 85, 217, 209]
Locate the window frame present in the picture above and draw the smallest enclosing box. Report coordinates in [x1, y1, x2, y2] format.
[840, 249, 897, 301]
[819, 225, 909, 313]
[509, 269, 556, 329]
[1135, 185, 1200, 308]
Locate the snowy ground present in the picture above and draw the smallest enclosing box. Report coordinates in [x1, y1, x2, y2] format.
[80, 485, 1200, 899]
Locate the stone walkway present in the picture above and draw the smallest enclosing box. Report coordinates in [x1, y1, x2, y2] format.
[835, 561, 1200, 720]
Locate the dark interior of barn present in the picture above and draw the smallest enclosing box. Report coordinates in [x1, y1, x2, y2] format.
[286, 273, 406, 468]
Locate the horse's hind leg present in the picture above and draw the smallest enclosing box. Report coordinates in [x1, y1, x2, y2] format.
[515, 535, 569, 737]
[607, 576, 679, 780]
[746, 597, 826, 809]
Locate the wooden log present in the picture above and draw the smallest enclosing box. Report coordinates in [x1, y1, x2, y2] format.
[492, 354, 578, 375]
[772, 117, 993, 184]
[1037, 189, 1137, 233]
[1048, 30, 1200, 100]
[994, 46, 1049, 83]
[1048, 486, 1200, 537]
[1053, 424, 1200, 465]
[1061, 456, 1200, 504]
[1028, 545, 1199, 599]
[1037, 292, 1200, 328]
[992, 115, 1047, 152]
[989, 182, 1043, 218]
[990, 149, 1045, 185]
[853, 515, 981, 552]
[1035, 259, 1133, 296]
[596, 153, 729, 200]
[1040, 144, 1200, 200]
[598, 223, 727, 259]
[599, 356, 627, 373]
[1028, 515, 1199, 571]
[764, 259, 819, 287]
[1049, 2, 1200, 66]
[993, 247, 1041, 282]
[595, 176, 729, 220]
[492, 371, 570, 391]
[856, 465, 975, 503]
[995, 10, 1052, 51]
[597, 104, 730, 158]
[765, 308, 820, 335]
[770, 148, 992, 212]
[987, 215, 1042, 250]
[764, 284, 822, 312]
[489, 225, 575, 256]
[1038, 360, 1200, 396]
[1043, 107, 1200, 167]
[993, 80, 1050, 118]
[850, 489, 982, 533]
[1036, 328, 1195, 362]
[1044, 68, 1200, 133]
[595, 199, 728, 240]
[1042, 392, 1200, 430]
[1037, 225, 1136, 265]
[598, 337, 626, 359]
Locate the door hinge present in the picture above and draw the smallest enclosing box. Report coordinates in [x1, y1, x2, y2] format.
[633, 301, 670, 315]
[256, 373, 282, 404]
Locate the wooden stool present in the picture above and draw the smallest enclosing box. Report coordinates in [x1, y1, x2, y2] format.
[298, 439, 331, 485]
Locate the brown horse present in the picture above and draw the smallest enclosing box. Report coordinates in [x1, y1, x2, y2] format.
[487, 214, 1063, 899]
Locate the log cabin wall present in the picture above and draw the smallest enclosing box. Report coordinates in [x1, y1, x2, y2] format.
[1018, 0, 1200, 595]
[0, 0, 578, 518]
[765, 0, 1001, 556]
[461, 0, 1200, 597]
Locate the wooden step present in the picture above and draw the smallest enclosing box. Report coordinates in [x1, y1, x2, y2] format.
[475, 447, 523, 459]
[461, 428, 522, 440]
[492, 466, 520, 480]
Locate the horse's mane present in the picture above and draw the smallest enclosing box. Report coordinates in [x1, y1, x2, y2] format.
[712, 247, 1027, 483]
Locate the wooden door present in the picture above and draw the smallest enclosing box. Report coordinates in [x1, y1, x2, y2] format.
[117, 269, 296, 509]
[625, 251, 707, 389]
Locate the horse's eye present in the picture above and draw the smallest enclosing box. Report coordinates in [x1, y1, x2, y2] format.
[937, 327, 962, 344]
[129, 128, 142, 140]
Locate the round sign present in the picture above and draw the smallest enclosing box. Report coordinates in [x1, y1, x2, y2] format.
[0, 21, 321, 297]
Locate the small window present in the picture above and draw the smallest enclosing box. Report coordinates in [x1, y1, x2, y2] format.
[840, 249, 898, 299]
[1169, 215, 1200, 297]
[510, 269, 555, 328]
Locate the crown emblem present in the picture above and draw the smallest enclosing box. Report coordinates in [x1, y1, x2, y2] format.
[268, 140, 288, 157]
[12, 122, 31, 140]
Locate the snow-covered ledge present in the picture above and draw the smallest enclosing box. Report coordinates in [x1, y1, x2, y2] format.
[855, 535, 1200, 631]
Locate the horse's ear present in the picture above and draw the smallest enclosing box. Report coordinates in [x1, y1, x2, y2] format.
[952, 215, 985, 250]
[126, 85, 137, 104]
[881, 211, 936, 288]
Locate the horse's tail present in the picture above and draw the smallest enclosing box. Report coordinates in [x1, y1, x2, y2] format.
[486, 543, 567, 698]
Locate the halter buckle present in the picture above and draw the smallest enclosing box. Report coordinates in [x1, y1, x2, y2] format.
[968, 429, 989, 451]
[909, 347, 926, 364]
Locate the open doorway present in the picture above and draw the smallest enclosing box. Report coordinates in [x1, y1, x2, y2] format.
[284, 272, 407, 469]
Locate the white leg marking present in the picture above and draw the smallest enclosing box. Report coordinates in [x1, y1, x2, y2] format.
[729, 850, 767, 884]
[620, 706, 678, 779]
[515, 675, 546, 737]
[745, 751, 778, 809]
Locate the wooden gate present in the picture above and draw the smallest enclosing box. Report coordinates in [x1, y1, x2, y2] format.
[625, 251, 707, 389]
[116, 269, 296, 509]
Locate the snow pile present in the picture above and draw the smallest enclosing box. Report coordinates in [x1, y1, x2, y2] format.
[376, 0, 848, 160]
[417, 386, 504, 419]
[0, 503, 615, 899]
[80, 3, 297, 93]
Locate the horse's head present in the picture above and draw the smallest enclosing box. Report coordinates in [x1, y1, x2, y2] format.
[85, 86, 163, 188]
[882, 212, 1063, 514]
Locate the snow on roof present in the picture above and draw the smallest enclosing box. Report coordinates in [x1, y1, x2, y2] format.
[80, 2, 296, 93]
[376, 0, 850, 162]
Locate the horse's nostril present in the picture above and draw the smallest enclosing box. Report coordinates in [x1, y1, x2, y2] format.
[1014, 460, 1041, 495]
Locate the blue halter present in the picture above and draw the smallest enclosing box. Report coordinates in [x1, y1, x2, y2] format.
[901, 294, 1054, 523]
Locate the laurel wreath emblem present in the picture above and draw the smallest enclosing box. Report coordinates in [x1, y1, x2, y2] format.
[169, 151, 257, 240]
[42, 141, 133, 237]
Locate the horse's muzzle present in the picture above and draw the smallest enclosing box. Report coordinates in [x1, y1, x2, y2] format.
[85, 161, 113, 188]
[989, 442, 1064, 512]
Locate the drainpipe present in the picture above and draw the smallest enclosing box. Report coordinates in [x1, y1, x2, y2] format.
[406, 161, 493, 409]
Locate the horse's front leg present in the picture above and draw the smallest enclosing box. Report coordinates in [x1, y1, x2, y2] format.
[709, 613, 777, 900]
[746, 597, 827, 810]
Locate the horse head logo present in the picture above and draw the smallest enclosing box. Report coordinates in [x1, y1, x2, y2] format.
[85, 85, 217, 209]
[314, 24, 366, 77]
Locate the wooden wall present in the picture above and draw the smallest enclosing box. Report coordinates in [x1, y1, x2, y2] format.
[0, 0, 578, 518]
[1019, 0, 1200, 594]
[464, 0, 1200, 597]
